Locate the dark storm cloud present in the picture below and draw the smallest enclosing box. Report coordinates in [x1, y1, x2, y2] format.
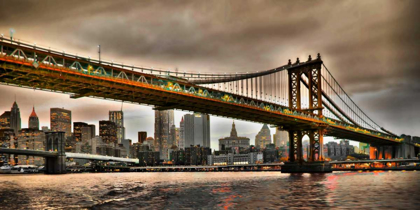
[0, 0, 419, 136]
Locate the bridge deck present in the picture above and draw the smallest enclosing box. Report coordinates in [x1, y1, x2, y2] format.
[0, 40, 402, 145]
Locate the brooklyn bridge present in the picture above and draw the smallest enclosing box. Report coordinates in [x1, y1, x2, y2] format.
[0, 36, 418, 173]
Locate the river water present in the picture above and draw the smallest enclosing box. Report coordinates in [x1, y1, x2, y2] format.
[0, 171, 419, 209]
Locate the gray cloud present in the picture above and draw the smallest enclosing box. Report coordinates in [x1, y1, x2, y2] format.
[0, 0, 419, 139]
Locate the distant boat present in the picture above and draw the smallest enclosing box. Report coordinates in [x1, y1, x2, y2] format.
[0, 164, 12, 174]
[10, 165, 39, 174]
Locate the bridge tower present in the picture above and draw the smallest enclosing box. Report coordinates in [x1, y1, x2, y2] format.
[45, 131, 66, 174]
[282, 54, 331, 173]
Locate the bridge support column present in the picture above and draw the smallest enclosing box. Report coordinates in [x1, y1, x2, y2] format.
[283, 128, 331, 173]
[45, 132, 66, 174]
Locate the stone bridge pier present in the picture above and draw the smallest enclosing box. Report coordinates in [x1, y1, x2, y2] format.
[45, 131, 66, 174]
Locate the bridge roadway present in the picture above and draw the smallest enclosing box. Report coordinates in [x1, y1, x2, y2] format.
[0, 39, 402, 146]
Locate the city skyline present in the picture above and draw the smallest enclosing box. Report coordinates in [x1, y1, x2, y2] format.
[0, 0, 419, 143]
[0, 91, 404, 151]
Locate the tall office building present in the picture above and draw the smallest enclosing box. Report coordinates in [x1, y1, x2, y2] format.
[170, 125, 179, 148]
[88, 124, 96, 138]
[273, 128, 288, 148]
[99, 120, 117, 145]
[28, 106, 39, 130]
[50, 108, 72, 138]
[255, 124, 271, 149]
[73, 122, 89, 142]
[273, 128, 289, 157]
[138, 131, 147, 144]
[154, 110, 174, 160]
[183, 113, 210, 148]
[109, 111, 125, 144]
[179, 117, 185, 149]
[10, 101, 21, 134]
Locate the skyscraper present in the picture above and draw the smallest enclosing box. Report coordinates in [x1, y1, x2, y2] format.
[170, 125, 179, 148]
[28, 106, 39, 130]
[73, 122, 88, 142]
[109, 111, 125, 144]
[273, 128, 289, 157]
[10, 101, 21, 134]
[88, 124, 96, 138]
[183, 113, 210, 148]
[255, 124, 271, 149]
[273, 128, 288, 148]
[50, 108, 72, 138]
[99, 120, 117, 145]
[154, 110, 174, 160]
[179, 117, 185, 149]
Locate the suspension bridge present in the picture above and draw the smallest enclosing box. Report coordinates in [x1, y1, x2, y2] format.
[0, 36, 418, 173]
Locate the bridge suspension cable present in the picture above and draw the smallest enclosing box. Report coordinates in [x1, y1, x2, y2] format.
[320, 64, 383, 131]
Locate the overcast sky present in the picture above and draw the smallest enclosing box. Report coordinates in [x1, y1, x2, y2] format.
[0, 0, 419, 149]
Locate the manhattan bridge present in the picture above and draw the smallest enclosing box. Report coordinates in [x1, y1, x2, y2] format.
[0, 36, 418, 173]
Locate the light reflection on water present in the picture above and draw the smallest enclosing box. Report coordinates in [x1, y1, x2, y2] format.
[0, 171, 419, 209]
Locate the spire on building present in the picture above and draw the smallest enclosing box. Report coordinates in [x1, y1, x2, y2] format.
[30, 106, 38, 117]
[29, 106, 39, 130]
[230, 121, 237, 137]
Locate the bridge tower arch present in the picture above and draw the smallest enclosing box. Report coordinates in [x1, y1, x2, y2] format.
[45, 131, 66, 174]
[283, 54, 331, 172]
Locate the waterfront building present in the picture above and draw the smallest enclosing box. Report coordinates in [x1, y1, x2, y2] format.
[99, 120, 117, 145]
[154, 110, 174, 160]
[179, 117, 185, 149]
[10, 101, 21, 135]
[50, 108, 72, 138]
[138, 131, 147, 144]
[184, 145, 211, 165]
[183, 113, 210, 148]
[255, 124, 271, 149]
[138, 149, 160, 166]
[218, 121, 250, 151]
[109, 111, 125, 144]
[73, 122, 88, 142]
[28, 107, 39, 130]
[207, 152, 263, 166]
[0, 111, 11, 129]
[130, 142, 142, 158]
[263, 144, 281, 163]
[0, 129, 14, 166]
[17, 128, 45, 166]
[325, 140, 355, 161]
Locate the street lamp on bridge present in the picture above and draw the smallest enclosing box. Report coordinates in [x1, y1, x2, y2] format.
[98, 45, 101, 62]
